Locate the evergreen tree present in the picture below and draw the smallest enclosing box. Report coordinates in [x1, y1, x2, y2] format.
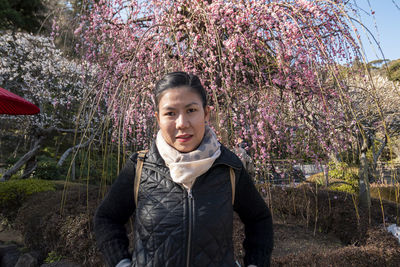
[0, 0, 46, 32]
[388, 59, 400, 81]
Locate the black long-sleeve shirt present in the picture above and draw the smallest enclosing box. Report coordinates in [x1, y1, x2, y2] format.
[94, 146, 273, 266]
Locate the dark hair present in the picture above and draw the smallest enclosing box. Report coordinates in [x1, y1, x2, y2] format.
[154, 72, 207, 110]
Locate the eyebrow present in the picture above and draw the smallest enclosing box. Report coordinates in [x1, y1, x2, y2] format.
[162, 102, 200, 110]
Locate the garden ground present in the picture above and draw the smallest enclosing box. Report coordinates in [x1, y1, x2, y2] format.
[1, 181, 400, 266]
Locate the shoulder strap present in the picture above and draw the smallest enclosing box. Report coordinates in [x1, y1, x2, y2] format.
[230, 167, 236, 205]
[134, 150, 148, 207]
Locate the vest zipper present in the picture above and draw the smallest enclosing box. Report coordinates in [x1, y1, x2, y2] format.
[186, 188, 193, 267]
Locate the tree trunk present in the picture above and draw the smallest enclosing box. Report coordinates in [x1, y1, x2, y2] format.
[329, 153, 340, 164]
[370, 137, 387, 183]
[57, 137, 93, 167]
[21, 137, 39, 179]
[0, 127, 78, 182]
[323, 164, 329, 186]
[1, 136, 44, 181]
[21, 158, 37, 179]
[358, 136, 371, 212]
[71, 159, 76, 181]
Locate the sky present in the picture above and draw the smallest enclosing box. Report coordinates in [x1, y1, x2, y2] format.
[352, 0, 400, 62]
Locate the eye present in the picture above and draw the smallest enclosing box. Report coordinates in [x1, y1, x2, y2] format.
[187, 108, 197, 113]
[164, 111, 175, 116]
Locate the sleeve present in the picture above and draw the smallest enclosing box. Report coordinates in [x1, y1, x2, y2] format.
[233, 167, 274, 267]
[94, 154, 137, 267]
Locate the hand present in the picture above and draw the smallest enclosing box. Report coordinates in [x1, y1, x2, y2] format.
[116, 258, 131, 267]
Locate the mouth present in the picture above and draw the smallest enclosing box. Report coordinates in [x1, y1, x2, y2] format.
[176, 134, 193, 142]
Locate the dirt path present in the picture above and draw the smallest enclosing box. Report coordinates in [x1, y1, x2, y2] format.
[233, 213, 344, 262]
[0, 228, 23, 245]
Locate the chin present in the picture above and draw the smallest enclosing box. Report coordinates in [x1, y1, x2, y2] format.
[176, 147, 193, 153]
[174, 144, 195, 153]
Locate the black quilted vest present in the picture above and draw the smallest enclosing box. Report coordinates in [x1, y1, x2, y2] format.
[131, 143, 241, 267]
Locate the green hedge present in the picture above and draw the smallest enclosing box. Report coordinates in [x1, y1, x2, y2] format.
[0, 179, 55, 218]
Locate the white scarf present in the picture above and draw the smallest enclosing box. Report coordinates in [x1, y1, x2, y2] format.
[156, 125, 221, 189]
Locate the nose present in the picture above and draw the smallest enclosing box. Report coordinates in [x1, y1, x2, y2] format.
[176, 113, 189, 129]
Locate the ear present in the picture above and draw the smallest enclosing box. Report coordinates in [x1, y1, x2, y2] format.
[155, 111, 160, 126]
[204, 105, 211, 123]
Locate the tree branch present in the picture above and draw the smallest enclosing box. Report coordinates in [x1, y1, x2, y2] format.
[373, 135, 388, 166]
[1, 136, 45, 181]
[57, 137, 94, 167]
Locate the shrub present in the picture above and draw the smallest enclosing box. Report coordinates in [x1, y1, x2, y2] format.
[44, 251, 63, 263]
[34, 155, 64, 180]
[5, 156, 19, 167]
[328, 162, 359, 194]
[307, 162, 359, 194]
[0, 179, 55, 219]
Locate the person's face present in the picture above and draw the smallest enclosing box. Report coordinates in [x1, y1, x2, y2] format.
[155, 87, 210, 153]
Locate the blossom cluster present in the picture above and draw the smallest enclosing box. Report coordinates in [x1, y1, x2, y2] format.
[75, 0, 359, 166]
[346, 74, 400, 139]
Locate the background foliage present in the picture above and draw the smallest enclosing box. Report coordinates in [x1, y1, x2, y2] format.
[0, 0, 46, 32]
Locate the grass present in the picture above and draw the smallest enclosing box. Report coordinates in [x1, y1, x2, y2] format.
[370, 183, 400, 203]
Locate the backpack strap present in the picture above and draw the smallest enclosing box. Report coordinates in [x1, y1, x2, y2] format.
[230, 167, 236, 205]
[134, 150, 148, 207]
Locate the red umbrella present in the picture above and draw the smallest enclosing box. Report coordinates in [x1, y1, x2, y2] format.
[0, 87, 40, 115]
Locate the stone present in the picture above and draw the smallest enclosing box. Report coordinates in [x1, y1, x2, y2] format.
[15, 252, 39, 267]
[0, 244, 21, 267]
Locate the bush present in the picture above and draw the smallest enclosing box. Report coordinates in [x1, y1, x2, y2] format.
[307, 162, 359, 194]
[0, 179, 55, 219]
[34, 155, 64, 180]
[5, 156, 19, 167]
[328, 162, 359, 194]
[44, 251, 63, 263]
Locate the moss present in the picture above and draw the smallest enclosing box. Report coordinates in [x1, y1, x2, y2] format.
[0, 179, 55, 219]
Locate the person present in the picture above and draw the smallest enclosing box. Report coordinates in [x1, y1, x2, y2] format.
[94, 72, 273, 267]
[234, 139, 256, 179]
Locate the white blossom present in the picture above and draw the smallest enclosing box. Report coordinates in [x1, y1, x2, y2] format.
[0, 31, 99, 131]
